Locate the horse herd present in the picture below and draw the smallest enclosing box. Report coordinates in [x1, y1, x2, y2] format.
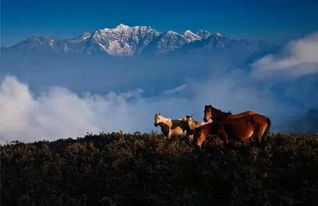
[154, 105, 271, 147]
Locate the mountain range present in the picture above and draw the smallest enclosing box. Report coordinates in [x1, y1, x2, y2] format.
[1, 24, 265, 57]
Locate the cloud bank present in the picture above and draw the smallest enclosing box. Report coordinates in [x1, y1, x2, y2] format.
[0, 71, 308, 144]
[0, 76, 195, 143]
[251, 33, 318, 78]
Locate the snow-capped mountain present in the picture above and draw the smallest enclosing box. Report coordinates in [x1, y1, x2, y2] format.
[1, 24, 262, 57]
[88, 24, 160, 55]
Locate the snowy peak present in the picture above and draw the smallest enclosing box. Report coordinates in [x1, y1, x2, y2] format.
[80, 32, 92, 40]
[91, 24, 160, 55]
[183, 30, 201, 42]
[165, 30, 180, 36]
[215, 32, 222, 37]
[114, 23, 130, 31]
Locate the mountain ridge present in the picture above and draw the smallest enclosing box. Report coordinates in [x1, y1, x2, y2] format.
[2, 24, 265, 57]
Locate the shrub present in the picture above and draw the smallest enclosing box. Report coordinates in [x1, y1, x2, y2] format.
[1, 133, 318, 205]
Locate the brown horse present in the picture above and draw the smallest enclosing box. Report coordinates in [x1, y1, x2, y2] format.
[194, 114, 271, 147]
[203, 105, 257, 122]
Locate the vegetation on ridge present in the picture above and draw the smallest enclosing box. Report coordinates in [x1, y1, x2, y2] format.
[1, 132, 318, 205]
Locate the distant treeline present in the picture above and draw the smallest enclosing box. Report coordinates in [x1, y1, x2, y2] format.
[1, 132, 318, 206]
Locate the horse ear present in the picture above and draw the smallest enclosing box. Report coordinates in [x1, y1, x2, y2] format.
[158, 113, 161, 115]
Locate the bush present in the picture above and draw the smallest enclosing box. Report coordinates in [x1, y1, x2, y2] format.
[1, 133, 318, 205]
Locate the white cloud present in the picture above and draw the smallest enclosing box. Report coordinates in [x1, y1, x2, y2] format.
[161, 84, 188, 96]
[0, 76, 195, 143]
[1, 71, 305, 143]
[251, 32, 318, 78]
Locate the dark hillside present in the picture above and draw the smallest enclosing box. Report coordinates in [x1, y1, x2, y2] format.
[1, 133, 318, 206]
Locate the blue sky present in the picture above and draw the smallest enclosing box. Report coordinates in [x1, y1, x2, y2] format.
[1, 0, 318, 46]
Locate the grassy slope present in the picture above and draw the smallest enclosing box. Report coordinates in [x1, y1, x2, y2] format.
[1, 132, 318, 206]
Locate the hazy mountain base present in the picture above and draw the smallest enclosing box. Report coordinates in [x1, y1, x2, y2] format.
[286, 109, 318, 133]
[1, 44, 270, 95]
[1, 132, 318, 206]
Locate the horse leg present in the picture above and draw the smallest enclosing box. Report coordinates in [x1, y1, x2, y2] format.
[188, 134, 194, 141]
[167, 128, 173, 139]
[252, 118, 271, 144]
[160, 125, 169, 138]
[196, 133, 206, 148]
[218, 128, 229, 145]
[262, 118, 271, 142]
[254, 126, 267, 144]
[187, 129, 195, 141]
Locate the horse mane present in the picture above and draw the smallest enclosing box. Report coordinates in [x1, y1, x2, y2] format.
[210, 105, 231, 116]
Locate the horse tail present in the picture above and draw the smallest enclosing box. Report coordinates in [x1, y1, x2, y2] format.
[262, 117, 271, 141]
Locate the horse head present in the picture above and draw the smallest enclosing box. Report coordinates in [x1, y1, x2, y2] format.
[204, 105, 230, 122]
[203, 105, 213, 122]
[154, 113, 163, 127]
[184, 115, 196, 130]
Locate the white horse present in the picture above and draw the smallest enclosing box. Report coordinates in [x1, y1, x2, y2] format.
[154, 113, 189, 138]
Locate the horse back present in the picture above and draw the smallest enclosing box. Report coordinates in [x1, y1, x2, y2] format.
[222, 113, 268, 125]
[171, 119, 188, 130]
[227, 111, 257, 119]
[195, 122, 215, 135]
